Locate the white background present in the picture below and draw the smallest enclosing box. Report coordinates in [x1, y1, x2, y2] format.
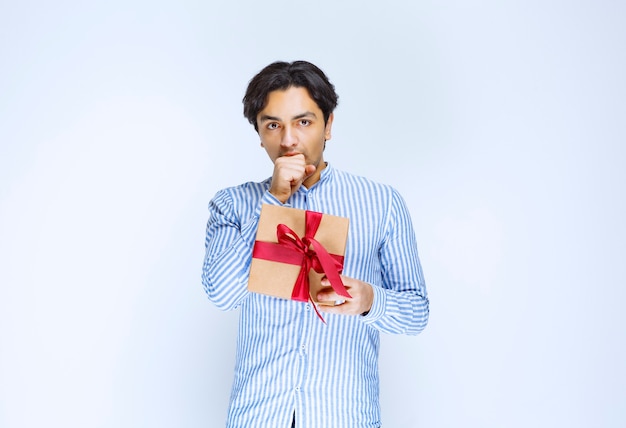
[1, 1, 624, 427]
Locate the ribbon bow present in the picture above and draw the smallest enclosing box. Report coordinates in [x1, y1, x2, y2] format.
[252, 210, 351, 321]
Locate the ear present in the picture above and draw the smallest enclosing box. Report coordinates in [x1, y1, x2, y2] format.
[324, 113, 334, 141]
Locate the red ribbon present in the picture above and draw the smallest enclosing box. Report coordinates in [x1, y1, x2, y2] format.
[252, 210, 352, 319]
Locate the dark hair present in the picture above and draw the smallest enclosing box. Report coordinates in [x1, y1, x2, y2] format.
[243, 60, 339, 132]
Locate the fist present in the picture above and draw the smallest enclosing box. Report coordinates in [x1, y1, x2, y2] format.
[270, 154, 316, 203]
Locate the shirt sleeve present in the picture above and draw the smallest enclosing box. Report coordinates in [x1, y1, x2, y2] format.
[201, 188, 282, 311]
[361, 189, 429, 335]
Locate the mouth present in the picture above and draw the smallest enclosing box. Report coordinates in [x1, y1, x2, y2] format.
[282, 151, 302, 157]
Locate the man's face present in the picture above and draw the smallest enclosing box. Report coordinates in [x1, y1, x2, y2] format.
[257, 86, 333, 171]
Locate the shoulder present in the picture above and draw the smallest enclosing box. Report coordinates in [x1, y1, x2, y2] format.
[217, 178, 270, 199]
[330, 167, 413, 227]
[331, 167, 402, 201]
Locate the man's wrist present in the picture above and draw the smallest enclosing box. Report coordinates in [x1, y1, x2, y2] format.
[269, 188, 290, 204]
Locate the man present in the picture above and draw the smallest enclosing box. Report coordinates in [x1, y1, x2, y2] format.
[202, 60, 429, 428]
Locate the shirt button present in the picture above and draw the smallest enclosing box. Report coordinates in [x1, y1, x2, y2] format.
[305, 304, 310, 311]
[301, 344, 306, 350]
[295, 386, 300, 392]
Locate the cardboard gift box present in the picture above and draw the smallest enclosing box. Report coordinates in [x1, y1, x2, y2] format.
[248, 204, 351, 305]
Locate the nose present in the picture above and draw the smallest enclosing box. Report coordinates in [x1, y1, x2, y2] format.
[280, 125, 297, 148]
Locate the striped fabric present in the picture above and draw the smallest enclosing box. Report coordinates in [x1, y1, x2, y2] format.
[202, 164, 429, 428]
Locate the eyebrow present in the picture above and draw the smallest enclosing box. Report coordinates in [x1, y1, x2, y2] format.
[258, 111, 318, 123]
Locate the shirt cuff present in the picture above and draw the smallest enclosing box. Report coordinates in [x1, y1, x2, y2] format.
[361, 284, 386, 323]
[261, 191, 285, 206]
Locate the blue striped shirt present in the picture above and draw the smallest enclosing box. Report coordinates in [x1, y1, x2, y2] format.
[202, 164, 429, 428]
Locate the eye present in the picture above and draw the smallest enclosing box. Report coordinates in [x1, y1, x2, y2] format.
[267, 122, 279, 130]
[298, 119, 311, 126]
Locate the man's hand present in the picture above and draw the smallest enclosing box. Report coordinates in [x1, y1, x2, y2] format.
[316, 275, 374, 316]
[270, 154, 316, 204]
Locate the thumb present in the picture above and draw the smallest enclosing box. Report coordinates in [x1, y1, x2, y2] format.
[305, 164, 316, 177]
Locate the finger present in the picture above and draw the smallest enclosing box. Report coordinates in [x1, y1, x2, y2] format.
[304, 164, 316, 178]
[316, 299, 346, 308]
[284, 164, 306, 181]
[316, 290, 344, 302]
